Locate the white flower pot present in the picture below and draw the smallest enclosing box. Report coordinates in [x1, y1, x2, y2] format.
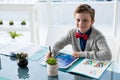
[47, 64, 58, 76]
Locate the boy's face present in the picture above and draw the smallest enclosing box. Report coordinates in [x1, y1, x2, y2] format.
[75, 12, 95, 33]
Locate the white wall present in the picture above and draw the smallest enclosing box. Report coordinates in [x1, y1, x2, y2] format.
[46, 2, 115, 36]
[37, 2, 116, 44]
[35, 3, 49, 46]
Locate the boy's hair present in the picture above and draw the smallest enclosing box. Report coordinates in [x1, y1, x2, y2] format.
[74, 4, 95, 20]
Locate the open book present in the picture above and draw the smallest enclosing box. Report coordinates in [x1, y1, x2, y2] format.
[41, 52, 111, 79]
[68, 59, 111, 79]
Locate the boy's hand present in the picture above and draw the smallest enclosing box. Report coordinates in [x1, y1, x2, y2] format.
[72, 52, 80, 58]
[45, 53, 53, 60]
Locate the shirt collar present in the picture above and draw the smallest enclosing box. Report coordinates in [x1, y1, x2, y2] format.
[78, 28, 91, 36]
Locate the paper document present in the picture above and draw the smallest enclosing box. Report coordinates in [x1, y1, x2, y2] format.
[0, 44, 8, 49]
[0, 43, 44, 58]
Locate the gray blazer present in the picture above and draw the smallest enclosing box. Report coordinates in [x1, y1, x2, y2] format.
[52, 27, 112, 61]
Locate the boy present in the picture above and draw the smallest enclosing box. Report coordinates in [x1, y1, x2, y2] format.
[46, 4, 112, 61]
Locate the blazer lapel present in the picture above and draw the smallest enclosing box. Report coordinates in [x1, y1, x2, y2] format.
[85, 27, 96, 51]
[75, 29, 81, 51]
[85, 39, 93, 51]
[77, 38, 81, 51]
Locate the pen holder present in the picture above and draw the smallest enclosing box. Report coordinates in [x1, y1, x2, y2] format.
[47, 63, 58, 76]
[46, 57, 58, 76]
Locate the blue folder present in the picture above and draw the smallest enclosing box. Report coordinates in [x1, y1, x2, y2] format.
[29, 46, 48, 61]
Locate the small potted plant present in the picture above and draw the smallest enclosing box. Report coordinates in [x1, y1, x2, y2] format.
[0, 20, 3, 25]
[8, 31, 23, 39]
[9, 20, 14, 25]
[46, 57, 58, 76]
[17, 52, 28, 68]
[21, 20, 26, 25]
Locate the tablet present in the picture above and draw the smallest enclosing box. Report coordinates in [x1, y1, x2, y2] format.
[55, 53, 78, 69]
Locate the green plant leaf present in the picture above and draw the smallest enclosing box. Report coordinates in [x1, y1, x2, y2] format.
[8, 31, 23, 39]
[17, 52, 28, 61]
[46, 57, 57, 65]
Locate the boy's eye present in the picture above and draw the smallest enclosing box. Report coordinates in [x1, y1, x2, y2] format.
[76, 19, 80, 22]
[76, 19, 89, 22]
[83, 19, 89, 22]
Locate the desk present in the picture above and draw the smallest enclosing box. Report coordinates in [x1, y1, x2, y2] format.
[0, 55, 74, 80]
[0, 55, 120, 80]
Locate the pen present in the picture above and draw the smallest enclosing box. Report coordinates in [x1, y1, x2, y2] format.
[0, 52, 16, 57]
[49, 46, 52, 57]
[0, 53, 10, 57]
